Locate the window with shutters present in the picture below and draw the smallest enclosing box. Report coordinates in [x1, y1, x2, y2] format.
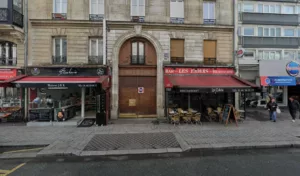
[131, 41, 145, 65]
[89, 38, 103, 64]
[203, 40, 217, 65]
[89, 0, 104, 21]
[203, 1, 215, 24]
[170, 0, 184, 24]
[170, 39, 185, 64]
[52, 0, 67, 20]
[131, 0, 145, 22]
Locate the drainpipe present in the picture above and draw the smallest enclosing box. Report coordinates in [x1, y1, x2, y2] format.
[103, 2, 106, 65]
[233, 0, 240, 110]
[24, 0, 28, 121]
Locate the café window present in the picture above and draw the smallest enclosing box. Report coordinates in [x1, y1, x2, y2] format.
[170, 39, 184, 63]
[52, 37, 67, 64]
[203, 40, 217, 65]
[131, 41, 145, 65]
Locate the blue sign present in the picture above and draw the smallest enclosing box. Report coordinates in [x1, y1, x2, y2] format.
[262, 76, 296, 86]
[286, 61, 300, 77]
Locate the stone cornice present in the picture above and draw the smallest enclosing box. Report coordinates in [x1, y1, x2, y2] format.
[30, 19, 233, 31]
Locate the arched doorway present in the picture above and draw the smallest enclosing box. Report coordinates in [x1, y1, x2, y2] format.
[118, 37, 157, 118]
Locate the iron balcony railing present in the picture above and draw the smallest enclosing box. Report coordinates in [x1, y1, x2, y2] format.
[0, 8, 8, 22]
[203, 19, 216, 25]
[88, 56, 104, 65]
[52, 13, 67, 20]
[12, 10, 23, 28]
[89, 14, 104, 21]
[52, 56, 67, 65]
[0, 57, 17, 66]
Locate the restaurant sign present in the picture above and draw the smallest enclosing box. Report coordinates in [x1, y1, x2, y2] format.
[164, 67, 235, 75]
[28, 67, 107, 76]
[0, 69, 17, 80]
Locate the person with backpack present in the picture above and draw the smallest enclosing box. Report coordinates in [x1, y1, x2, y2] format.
[288, 96, 300, 123]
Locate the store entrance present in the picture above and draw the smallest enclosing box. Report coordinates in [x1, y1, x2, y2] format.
[119, 76, 156, 118]
[29, 87, 99, 121]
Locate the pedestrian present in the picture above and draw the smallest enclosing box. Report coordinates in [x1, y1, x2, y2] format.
[288, 96, 300, 123]
[267, 98, 278, 122]
[265, 94, 273, 120]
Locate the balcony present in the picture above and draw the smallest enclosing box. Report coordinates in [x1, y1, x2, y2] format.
[12, 10, 23, 28]
[238, 36, 299, 48]
[89, 14, 104, 21]
[131, 16, 144, 23]
[52, 56, 67, 65]
[0, 57, 17, 66]
[170, 17, 184, 24]
[0, 8, 8, 22]
[240, 12, 298, 26]
[88, 56, 103, 65]
[52, 13, 67, 20]
[203, 19, 216, 25]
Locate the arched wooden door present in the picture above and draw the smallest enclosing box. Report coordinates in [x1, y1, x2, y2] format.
[118, 37, 157, 118]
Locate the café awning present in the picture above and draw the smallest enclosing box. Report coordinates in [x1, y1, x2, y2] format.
[164, 75, 258, 93]
[13, 76, 110, 89]
[0, 75, 27, 87]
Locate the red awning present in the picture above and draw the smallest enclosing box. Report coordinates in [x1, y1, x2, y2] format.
[0, 75, 27, 87]
[14, 76, 105, 83]
[164, 75, 258, 88]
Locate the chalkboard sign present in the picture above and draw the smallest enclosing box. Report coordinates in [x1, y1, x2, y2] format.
[222, 104, 232, 122]
[222, 104, 238, 127]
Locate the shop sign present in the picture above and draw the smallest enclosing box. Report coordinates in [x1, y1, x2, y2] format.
[138, 87, 144, 94]
[179, 89, 200, 93]
[28, 67, 107, 76]
[0, 69, 17, 80]
[211, 88, 224, 93]
[260, 60, 300, 78]
[260, 76, 296, 86]
[58, 68, 78, 76]
[164, 67, 234, 75]
[47, 83, 67, 88]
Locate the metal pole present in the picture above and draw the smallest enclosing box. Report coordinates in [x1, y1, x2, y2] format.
[24, 0, 29, 121]
[81, 87, 85, 118]
[244, 91, 246, 119]
[102, 5, 106, 65]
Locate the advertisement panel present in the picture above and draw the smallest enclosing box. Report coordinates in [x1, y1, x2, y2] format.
[259, 60, 300, 77]
[0, 69, 17, 80]
[260, 76, 296, 86]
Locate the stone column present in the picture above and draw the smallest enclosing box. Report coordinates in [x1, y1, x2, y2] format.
[5, 43, 9, 65]
[12, 44, 17, 65]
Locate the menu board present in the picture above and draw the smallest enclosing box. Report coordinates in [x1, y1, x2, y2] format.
[222, 104, 238, 127]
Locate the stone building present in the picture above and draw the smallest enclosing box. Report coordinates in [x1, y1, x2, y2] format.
[26, 0, 234, 120]
[0, 0, 24, 99]
[107, 0, 234, 119]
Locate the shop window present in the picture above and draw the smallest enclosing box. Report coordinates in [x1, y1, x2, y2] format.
[52, 37, 67, 64]
[170, 39, 184, 64]
[131, 41, 145, 65]
[89, 0, 104, 21]
[52, 0, 67, 20]
[89, 38, 103, 64]
[203, 40, 217, 65]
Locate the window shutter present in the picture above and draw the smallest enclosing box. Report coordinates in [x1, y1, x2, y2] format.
[170, 0, 176, 18]
[170, 39, 184, 58]
[131, 0, 138, 16]
[91, 0, 97, 14]
[170, 0, 184, 18]
[99, 0, 104, 15]
[203, 40, 216, 58]
[138, 0, 145, 16]
[178, 0, 184, 18]
[62, 0, 67, 13]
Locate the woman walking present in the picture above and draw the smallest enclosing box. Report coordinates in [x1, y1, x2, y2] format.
[267, 98, 278, 122]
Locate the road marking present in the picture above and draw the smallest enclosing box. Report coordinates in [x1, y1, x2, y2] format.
[0, 169, 9, 174]
[2, 147, 44, 154]
[2, 163, 26, 176]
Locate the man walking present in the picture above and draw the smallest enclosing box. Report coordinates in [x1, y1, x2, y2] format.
[288, 96, 300, 123]
[267, 98, 278, 122]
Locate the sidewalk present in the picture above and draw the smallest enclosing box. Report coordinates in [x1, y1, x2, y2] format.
[1, 112, 300, 158]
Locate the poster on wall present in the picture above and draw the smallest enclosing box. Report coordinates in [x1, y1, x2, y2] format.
[260, 76, 296, 86]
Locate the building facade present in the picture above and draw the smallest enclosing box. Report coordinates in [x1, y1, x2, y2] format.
[236, 0, 300, 106]
[107, 0, 235, 119]
[0, 0, 24, 108]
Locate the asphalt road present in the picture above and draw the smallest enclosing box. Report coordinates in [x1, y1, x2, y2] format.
[1, 149, 300, 176]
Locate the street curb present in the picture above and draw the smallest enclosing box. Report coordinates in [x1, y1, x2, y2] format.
[0, 144, 48, 149]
